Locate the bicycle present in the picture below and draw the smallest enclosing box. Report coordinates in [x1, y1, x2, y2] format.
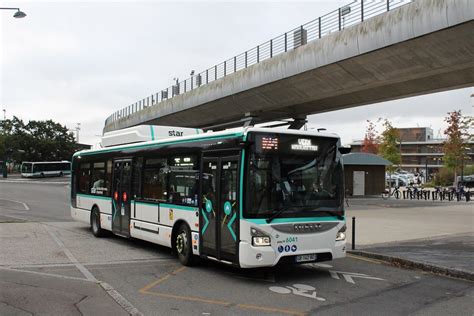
[382, 186, 401, 199]
[433, 186, 444, 200]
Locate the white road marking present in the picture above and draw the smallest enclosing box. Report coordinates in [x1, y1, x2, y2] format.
[42, 224, 97, 281]
[99, 282, 143, 316]
[4, 257, 174, 269]
[41, 224, 143, 316]
[0, 266, 95, 282]
[0, 198, 30, 211]
[329, 271, 385, 284]
[269, 284, 326, 301]
[311, 263, 333, 268]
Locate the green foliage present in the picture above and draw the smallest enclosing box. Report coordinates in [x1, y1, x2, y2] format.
[361, 120, 379, 154]
[463, 164, 474, 176]
[0, 116, 77, 163]
[378, 119, 401, 172]
[433, 168, 454, 186]
[442, 110, 470, 183]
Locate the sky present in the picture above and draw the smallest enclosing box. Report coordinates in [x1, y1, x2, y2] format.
[1, 0, 472, 146]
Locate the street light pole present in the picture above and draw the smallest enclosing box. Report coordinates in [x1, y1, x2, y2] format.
[425, 159, 428, 184]
[460, 147, 470, 186]
[0, 7, 27, 18]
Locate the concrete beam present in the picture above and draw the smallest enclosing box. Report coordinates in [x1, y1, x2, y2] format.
[104, 0, 474, 132]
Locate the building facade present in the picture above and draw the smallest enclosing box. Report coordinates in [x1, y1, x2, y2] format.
[350, 127, 474, 177]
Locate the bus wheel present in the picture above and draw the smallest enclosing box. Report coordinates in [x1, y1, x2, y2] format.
[40, 173, 45, 178]
[175, 223, 198, 266]
[91, 207, 106, 237]
[59, 172, 63, 177]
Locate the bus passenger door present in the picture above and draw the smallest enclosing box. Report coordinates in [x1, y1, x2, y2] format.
[112, 159, 132, 237]
[200, 156, 239, 263]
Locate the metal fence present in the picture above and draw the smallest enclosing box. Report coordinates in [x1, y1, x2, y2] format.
[105, 0, 412, 126]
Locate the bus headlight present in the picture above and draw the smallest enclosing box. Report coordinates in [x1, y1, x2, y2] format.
[336, 225, 346, 241]
[251, 227, 271, 246]
[253, 236, 271, 246]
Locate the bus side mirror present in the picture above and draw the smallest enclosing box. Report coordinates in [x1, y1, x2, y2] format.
[339, 147, 351, 154]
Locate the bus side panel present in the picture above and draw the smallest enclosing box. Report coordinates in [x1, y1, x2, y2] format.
[134, 202, 159, 223]
[74, 194, 113, 230]
[130, 203, 199, 251]
[130, 221, 172, 248]
[71, 207, 90, 224]
[130, 201, 170, 247]
[159, 205, 199, 233]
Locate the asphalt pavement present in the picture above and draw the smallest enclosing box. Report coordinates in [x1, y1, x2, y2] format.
[0, 176, 473, 315]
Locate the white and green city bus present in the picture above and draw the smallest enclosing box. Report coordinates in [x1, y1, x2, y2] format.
[70, 125, 347, 267]
[21, 161, 71, 178]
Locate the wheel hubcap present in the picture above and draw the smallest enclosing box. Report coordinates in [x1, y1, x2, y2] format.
[176, 233, 186, 254]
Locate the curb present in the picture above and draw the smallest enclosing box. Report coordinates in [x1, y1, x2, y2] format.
[348, 250, 474, 282]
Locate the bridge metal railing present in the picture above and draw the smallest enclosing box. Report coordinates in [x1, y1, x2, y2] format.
[105, 0, 412, 127]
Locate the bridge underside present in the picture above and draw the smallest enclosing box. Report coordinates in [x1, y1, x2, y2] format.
[104, 0, 474, 133]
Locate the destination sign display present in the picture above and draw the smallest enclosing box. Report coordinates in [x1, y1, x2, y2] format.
[253, 133, 334, 155]
[261, 137, 279, 150]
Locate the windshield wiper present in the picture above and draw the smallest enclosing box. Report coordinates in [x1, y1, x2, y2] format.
[266, 206, 291, 224]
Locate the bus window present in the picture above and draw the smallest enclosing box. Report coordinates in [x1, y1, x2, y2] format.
[106, 160, 113, 195]
[79, 163, 91, 194]
[142, 158, 168, 201]
[91, 162, 107, 195]
[168, 156, 198, 206]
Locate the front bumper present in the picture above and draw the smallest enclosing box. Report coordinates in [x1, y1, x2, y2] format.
[239, 239, 346, 268]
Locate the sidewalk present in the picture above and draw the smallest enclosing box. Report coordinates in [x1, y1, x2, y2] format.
[345, 200, 474, 280]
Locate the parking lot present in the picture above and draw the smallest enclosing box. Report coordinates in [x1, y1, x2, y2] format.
[1, 178, 473, 315]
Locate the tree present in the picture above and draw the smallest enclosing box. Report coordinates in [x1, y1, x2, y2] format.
[0, 116, 78, 166]
[443, 110, 470, 185]
[378, 119, 401, 172]
[361, 120, 379, 154]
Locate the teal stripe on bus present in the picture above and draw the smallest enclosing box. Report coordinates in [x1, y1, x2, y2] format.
[149, 126, 155, 140]
[77, 193, 112, 201]
[239, 148, 245, 218]
[243, 216, 344, 224]
[73, 133, 243, 156]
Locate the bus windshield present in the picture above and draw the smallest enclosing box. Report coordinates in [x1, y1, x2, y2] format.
[246, 133, 344, 219]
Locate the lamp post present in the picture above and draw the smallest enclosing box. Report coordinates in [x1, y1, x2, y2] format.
[460, 147, 471, 186]
[0, 7, 27, 18]
[425, 159, 428, 184]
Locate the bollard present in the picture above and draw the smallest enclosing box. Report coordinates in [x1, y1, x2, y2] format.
[403, 191, 406, 199]
[352, 216, 356, 250]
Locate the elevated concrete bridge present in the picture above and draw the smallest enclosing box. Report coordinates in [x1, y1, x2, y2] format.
[104, 0, 474, 133]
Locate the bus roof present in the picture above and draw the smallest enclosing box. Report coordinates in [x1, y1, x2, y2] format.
[73, 126, 340, 157]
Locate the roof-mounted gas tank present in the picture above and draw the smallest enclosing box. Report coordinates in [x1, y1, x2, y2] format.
[101, 125, 203, 147]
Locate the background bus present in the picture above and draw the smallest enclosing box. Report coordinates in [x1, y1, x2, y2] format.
[21, 161, 71, 178]
[70, 126, 347, 268]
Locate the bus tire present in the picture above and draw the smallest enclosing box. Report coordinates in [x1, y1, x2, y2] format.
[91, 207, 106, 237]
[40, 173, 45, 178]
[175, 223, 199, 266]
[59, 172, 63, 177]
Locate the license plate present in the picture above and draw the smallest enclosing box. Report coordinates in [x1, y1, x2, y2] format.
[295, 254, 317, 263]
